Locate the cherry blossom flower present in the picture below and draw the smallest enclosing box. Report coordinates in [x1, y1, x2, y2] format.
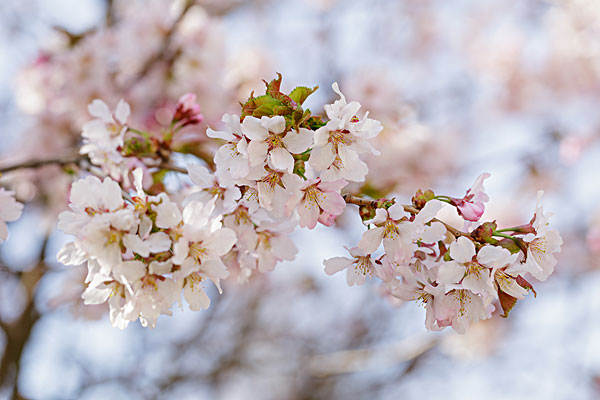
[243, 115, 312, 173]
[444, 288, 495, 334]
[80, 99, 131, 180]
[255, 169, 290, 216]
[284, 177, 347, 229]
[358, 199, 445, 263]
[437, 238, 518, 297]
[324, 246, 378, 286]
[309, 83, 382, 182]
[124, 274, 180, 328]
[506, 190, 563, 281]
[235, 219, 298, 277]
[172, 200, 236, 267]
[0, 188, 23, 242]
[185, 163, 241, 215]
[209, 114, 251, 186]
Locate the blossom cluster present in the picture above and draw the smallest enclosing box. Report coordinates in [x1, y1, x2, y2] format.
[10, 0, 270, 223]
[325, 176, 562, 333]
[50, 75, 561, 332]
[80, 93, 203, 186]
[55, 76, 386, 328]
[57, 171, 235, 328]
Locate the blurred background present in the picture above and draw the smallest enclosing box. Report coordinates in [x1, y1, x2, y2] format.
[1, 0, 599, 398]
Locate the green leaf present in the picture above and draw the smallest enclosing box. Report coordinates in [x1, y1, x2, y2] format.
[496, 238, 521, 254]
[306, 116, 326, 130]
[289, 86, 318, 106]
[273, 105, 293, 116]
[153, 169, 168, 184]
[242, 94, 282, 118]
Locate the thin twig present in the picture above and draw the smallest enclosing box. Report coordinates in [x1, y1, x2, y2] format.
[123, 0, 196, 90]
[308, 332, 440, 377]
[402, 204, 469, 238]
[0, 153, 84, 174]
[157, 163, 187, 174]
[343, 193, 469, 238]
[342, 194, 379, 208]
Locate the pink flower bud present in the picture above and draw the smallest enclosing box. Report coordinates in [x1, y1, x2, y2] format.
[456, 201, 485, 221]
[173, 93, 203, 127]
[452, 173, 490, 222]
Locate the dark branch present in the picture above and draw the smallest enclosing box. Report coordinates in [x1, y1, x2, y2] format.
[0, 153, 84, 174]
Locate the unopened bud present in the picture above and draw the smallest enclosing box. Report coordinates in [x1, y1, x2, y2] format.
[471, 221, 497, 244]
[293, 159, 306, 177]
[359, 206, 376, 222]
[412, 189, 435, 209]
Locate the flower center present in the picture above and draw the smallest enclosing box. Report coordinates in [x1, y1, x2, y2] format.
[189, 242, 207, 262]
[465, 262, 484, 276]
[186, 272, 203, 289]
[303, 185, 321, 206]
[267, 134, 284, 150]
[383, 220, 399, 238]
[529, 237, 547, 254]
[329, 129, 353, 147]
[353, 256, 373, 276]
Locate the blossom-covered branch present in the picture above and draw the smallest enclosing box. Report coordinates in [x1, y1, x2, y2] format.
[0, 74, 561, 333]
[0, 152, 85, 174]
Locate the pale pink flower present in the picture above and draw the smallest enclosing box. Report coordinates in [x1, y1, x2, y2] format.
[506, 190, 562, 281]
[243, 116, 312, 173]
[80, 99, 131, 180]
[437, 237, 518, 297]
[284, 177, 347, 229]
[324, 246, 378, 286]
[309, 82, 382, 182]
[185, 163, 241, 215]
[209, 114, 251, 186]
[358, 199, 444, 263]
[0, 188, 23, 242]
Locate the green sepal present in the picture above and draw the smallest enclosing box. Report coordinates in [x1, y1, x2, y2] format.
[443, 250, 452, 262]
[412, 189, 435, 209]
[122, 137, 157, 157]
[472, 221, 498, 244]
[496, 238, 521, 254]
[293, 159, 306, 179]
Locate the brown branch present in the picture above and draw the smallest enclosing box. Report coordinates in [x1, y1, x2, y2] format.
[157, 163, 187, 174]
[0, 230, 50, 397]
[124, 0, 197, 90]
[104, 0, 115, 26]
[342, 194, 379, 208]
[343, 194, 470, 238]
[402, 204, 469, 238]
[0, 153, 85, 174]
[200, 0, 250, 16]
[308, 332, 439, 377]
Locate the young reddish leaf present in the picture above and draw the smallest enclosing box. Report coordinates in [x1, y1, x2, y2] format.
[498, 288, 518, 318]
[516, 275, 537, 297]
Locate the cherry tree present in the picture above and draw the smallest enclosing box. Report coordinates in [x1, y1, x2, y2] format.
[0, 0, 582, 398]
[2, 73, 562, 332]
